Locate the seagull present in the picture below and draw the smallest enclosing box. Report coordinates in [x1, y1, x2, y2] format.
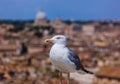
[44, 35, 93, 84]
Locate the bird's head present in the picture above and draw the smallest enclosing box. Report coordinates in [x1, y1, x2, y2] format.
[44, 35, 67, 45]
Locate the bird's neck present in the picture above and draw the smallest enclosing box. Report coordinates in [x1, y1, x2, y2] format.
[53, 43, 66, 48]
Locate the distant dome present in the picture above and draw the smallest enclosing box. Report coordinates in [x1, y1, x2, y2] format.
[36, 10, 46, 19]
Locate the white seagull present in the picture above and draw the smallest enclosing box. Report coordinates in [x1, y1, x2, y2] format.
[44, 35, 93, 84]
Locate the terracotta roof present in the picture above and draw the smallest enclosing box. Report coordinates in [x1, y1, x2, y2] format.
[96, 66, 120, 80]
[78, 53, 92, 61]
[0, 45, 17, 51]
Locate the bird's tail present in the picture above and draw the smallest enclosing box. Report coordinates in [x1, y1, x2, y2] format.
[81, 67, 94, 74]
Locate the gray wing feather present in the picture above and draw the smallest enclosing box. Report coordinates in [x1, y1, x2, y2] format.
[68, 49, 83, 70]
[68, 48, 93, 74]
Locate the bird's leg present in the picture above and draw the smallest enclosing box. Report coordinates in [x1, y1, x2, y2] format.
[59, 72, 62, 84]
[67, 73, 70, 84]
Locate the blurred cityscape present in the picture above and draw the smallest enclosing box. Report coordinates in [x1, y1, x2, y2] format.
[0, 10, 120, 84]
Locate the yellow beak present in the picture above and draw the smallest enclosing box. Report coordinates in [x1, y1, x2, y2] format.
[44, 39, 53, 44]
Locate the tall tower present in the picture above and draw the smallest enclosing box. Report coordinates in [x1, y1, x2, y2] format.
[34, 9, 47, 26]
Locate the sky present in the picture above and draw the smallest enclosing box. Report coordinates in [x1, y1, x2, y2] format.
[0, 0, 120, 20]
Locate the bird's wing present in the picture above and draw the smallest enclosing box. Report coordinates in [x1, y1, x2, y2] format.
[67, 48, 83, 70]
[67, 48, 93, 74]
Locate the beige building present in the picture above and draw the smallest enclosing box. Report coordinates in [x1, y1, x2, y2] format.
[82, 25, 95, 35]
[50, 18, 67, 34]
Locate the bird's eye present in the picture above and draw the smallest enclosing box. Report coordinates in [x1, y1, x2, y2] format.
[56, 37, 61, 39]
